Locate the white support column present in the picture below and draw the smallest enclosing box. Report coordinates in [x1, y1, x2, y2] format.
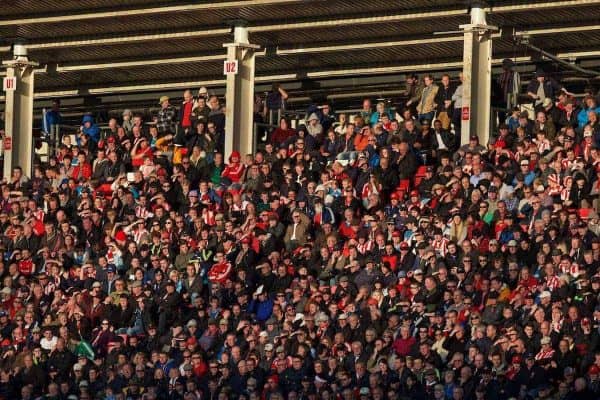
[223, 24, 260, 159]
[2, 44, 38, 181]
[460, 6, 497, 146]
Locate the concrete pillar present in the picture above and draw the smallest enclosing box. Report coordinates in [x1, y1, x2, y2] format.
[2, 44, 38, 181]
[223, 24, 260, 159]
[459, 5, 497, 147]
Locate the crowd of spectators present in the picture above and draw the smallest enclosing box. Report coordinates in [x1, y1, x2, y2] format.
[1, 70, 600, 400]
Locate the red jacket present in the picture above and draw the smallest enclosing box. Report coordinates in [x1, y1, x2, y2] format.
[392, 336, 416, 356]
[72, 163, 92, 180]
[221, 163, 245, 183]
[208, 262, 232, 284]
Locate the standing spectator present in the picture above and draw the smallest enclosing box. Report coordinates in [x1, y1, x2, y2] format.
[156, 96, 177, 135]
[526, 69, 563, 108]
[179, 89, 195, 134]
[416, 74, 439, 123]
[496, 59, 521, 121]
[435, 74, 454, 131]
[265, 83, 289, 125]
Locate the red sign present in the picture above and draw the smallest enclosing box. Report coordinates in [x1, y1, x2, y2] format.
[4, 136, 12, 151]
[461, 106, 470, 121]
[3, 77, 16, 92]
[223, 60, 238, 75]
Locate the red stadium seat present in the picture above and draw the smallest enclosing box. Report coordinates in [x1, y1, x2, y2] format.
[414, 165, 427, 187]
[397, 179, 411, 192]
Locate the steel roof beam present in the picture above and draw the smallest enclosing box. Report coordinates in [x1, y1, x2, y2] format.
[56, 54, 229, 72]
[489, 0, 600, 13]
[0, 0, 308, 26]
[517, 24, 600, 36]
[25, 28, 231, 50]
[276, 35, 465, 55]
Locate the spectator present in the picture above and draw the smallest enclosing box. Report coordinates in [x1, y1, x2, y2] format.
[527, 69, 563, 108]
[416, 74, 439, 123]
[265, 83, 289, 125]
[156, 96, 177, 135]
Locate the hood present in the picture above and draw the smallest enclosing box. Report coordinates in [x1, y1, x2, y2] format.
[229, 151, 240, 162]
[82, 115, 94, 125]
[307, 113, 319, 122]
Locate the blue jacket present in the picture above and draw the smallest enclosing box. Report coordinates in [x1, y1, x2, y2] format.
[44, 110, 61, 132]
[81, 115, 100, 143]
[248, 298, 273, 322]
[578, 106, 600, 128]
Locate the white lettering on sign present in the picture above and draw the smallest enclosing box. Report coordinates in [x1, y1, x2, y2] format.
[3, 77, 16, 91]
[223, 60, 238, 75]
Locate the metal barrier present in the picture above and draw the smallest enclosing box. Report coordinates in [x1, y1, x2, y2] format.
[253, 121, 279, 152]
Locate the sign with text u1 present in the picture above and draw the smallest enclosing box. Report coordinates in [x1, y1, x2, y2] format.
[3, 77, 16, 92]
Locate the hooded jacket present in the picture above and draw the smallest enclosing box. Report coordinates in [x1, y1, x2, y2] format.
[81, 115, 100, 143]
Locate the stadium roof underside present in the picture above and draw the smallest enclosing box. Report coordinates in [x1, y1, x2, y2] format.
[1, 0, 600, 113]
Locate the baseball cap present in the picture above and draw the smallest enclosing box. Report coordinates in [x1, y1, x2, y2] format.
[540, 336, 551, 345]
[187, 319, 198, 328]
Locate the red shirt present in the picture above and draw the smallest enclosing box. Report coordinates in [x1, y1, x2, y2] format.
[18, 259, 34, 276]
[208, 262, 232, 284]
[132, 147, 153, 168]
[221, 163, 245, 183]
[393, 336, 416, 356]
[72, 163, 92, 180]
[182, 101, 193, 128]
[338, 222, 355, 239]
